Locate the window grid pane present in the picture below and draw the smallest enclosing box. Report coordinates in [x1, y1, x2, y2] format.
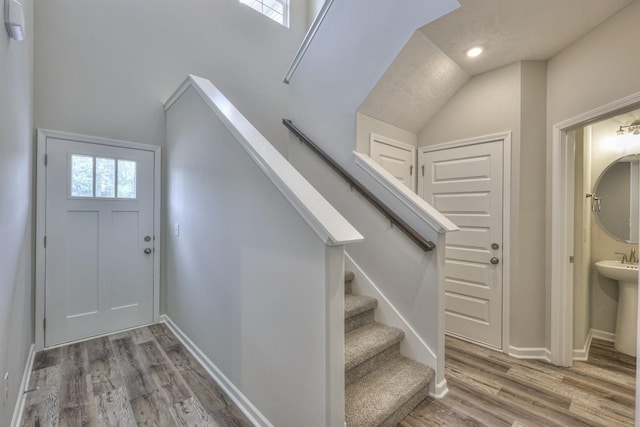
[239, 0, 286, 26]
[70, 154, 138, 200]
[95, 157, 116, 198]
[117, 160, 137, 199]
[71, 155, 94, 197]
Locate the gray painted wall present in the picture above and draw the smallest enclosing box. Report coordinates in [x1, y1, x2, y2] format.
[356, 112, 417, 155]
[546, 1, 640, 351]
[418, 61, 548, 348]
[165, 86, 344, 426]
[0, 0, 34, 422]
[587, 115, 640, 336]
[34, 0, 308, 153]
[287, 0, 460, 390]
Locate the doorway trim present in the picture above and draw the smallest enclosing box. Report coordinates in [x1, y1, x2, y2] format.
[549, 91, 640, 366]
[418, 131, 512, 352]
[35, 129, 162, 351]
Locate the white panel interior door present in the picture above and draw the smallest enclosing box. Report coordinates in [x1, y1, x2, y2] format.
[45, 138, 155, 347]
[420, 140, 503, 349]
[370, 134, 416, 191]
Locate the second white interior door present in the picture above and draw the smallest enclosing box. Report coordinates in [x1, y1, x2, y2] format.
[370, 134, 416, 191]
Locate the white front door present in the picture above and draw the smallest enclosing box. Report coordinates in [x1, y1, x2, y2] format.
[370, 134, 416, 191]
[44, 137, 156, 347]
[420, 140, 504, 349]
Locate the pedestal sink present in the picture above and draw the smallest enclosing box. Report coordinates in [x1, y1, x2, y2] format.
[594, 260, 638, 356]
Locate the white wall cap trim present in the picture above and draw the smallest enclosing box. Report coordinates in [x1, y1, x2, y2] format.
[283, 0, 335, 84]
[353, 151, 458, 233]
[165, 75, 364, 246]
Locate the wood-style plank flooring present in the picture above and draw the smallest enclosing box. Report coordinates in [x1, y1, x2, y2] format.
[401, 336, 636, 427]
[21, 326, 636, 426]
[20, 324, 252, 427]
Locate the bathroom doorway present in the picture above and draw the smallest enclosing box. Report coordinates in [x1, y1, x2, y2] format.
[570, 109, 640, 362]
[550, 95, 640, 368]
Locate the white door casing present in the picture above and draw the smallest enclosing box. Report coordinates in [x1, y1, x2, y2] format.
[36, 130, 161, 349]
[370, 133, 417, 192]
[549, 91, 640, 367]
[419, 136, 508, 349]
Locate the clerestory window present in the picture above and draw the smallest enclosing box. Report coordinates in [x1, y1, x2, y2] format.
[239, 0, 289, 27]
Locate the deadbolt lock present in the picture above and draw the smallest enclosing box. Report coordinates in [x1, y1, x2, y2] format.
[491, 243, 499, 250]
[144, 236, 152, 242]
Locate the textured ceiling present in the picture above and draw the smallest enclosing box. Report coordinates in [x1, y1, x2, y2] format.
[360, 0, 633, 133]
[420, 0, 633, 77]
[359, 32, 469, 133]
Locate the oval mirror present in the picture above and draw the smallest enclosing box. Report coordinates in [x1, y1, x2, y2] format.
[593, 154, 640, 243]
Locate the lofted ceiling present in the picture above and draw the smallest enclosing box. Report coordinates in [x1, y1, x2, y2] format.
[360, 0, 634, 133]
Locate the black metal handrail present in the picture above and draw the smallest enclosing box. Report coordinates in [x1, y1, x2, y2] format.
[283, 119, 436, 252]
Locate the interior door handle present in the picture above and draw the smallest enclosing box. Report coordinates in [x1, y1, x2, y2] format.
[490, 257, 500, 265]
[144, 248, 152, 255]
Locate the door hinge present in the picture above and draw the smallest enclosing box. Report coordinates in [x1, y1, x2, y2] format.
[44, 236, 47, 248]
[569, 256, 574, 263]
[421, 165, 424, 176]
[410, 165, 413, 175]
[44, 154, 48, 166]
[43, 318, 46, 331]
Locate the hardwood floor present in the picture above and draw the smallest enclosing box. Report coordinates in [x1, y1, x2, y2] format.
[401, 336, 636, 427]
[20, 324, 252, 427]
[21, 327, 635, 426]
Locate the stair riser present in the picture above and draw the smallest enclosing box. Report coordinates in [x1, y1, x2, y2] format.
[345, 280, 353, 295]
[345, 309, 374, 333]
[379, 384, 430, 427]
[346, 343, 400, 386]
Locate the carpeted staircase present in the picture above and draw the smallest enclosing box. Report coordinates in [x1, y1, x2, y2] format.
[344, 272, 434, 427]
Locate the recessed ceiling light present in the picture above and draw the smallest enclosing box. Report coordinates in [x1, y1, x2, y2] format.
[466, 47, 483, 58]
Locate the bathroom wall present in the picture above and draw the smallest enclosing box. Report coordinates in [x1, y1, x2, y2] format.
[418, 61, 548, 349]
[587, 112, 640, 335]
[356, 112, 417, 155]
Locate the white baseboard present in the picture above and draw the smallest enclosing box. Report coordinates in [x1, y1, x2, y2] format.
[430, 378, 449, 399]
[160, 315, 272, 427]
[508, 345, 551, 362]
[591, 329, 615, 342]
[573, 329, 615, 361]
[11, 344, 35, 427]
[573, 329, 594, 361]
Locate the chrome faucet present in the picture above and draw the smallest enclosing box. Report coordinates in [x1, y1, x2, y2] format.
[616, 252, 629, 264]
[630, 248, 638, 264]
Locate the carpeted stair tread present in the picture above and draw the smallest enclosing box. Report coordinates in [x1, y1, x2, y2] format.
[345, 294, 378, 320]
[345, 356, 434, 427]
[345, 323, 404, 371]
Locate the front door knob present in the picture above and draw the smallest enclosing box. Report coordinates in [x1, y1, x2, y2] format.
[144, 248, 152, 255]
[490, 257, 500, 265]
